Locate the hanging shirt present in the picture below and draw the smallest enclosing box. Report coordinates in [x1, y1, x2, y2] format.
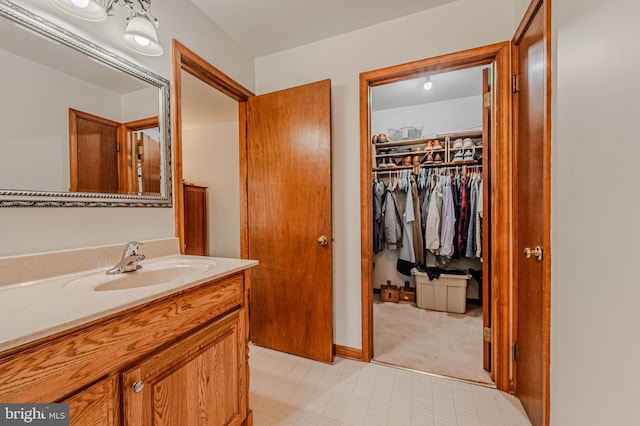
[383, 185, 403, 249]
[439, 175, 456, 257]
[410, 179, 424, 266]
[373, 180, 386, 254]
[476, 178, 483, 258]
[398, 183, 415, 264]
[465, 174, 479, 258]
[457, 175, 469, 254]
[425, 176, 444, 253]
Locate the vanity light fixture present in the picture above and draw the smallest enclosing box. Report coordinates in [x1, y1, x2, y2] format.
[423, 76, 433, 90]
[50, 0, 163, 56]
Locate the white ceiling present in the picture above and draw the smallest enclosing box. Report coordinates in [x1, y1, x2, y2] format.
[189, 0, 457, 57]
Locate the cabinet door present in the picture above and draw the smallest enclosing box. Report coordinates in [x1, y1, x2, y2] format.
[183, 183, 208, 256]
[122, 310, 247, 426]
[64, 376, 119, 426]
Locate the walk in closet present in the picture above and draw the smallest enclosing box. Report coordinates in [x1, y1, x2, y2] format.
[369, 65, 492, 384]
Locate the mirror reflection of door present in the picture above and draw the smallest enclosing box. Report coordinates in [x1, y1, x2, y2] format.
[122, 117, 161, 195]
[68, 109, 120, 193]
[68, 109, 160, 195]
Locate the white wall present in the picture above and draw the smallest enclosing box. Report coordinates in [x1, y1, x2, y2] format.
[551, 0, 640, 424]
[371, 95, 482, 138]
[121, 87, 160, 123]
[0, 48, 122, 192]
[255, 0, 514, 349]
[183, 122, 241, 259]
[1, 0, 254, 257]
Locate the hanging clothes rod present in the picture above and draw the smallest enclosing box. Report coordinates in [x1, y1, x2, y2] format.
[373, 164, 482, 175]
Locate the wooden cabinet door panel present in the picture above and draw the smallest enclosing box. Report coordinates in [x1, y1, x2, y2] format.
[64, 376, 119, 426]
[122, 310, 247, 426]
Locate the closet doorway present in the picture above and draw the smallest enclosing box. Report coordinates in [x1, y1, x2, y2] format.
[360, 42, 513, 391]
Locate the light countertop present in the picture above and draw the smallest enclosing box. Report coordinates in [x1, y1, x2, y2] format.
[0, 254, 257, 353]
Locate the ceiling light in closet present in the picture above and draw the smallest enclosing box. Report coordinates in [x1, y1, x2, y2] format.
[50, 0, 163, 56]
[423, 76, 433, 90]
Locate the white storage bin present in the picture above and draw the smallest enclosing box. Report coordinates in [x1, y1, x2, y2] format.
[412, 269, 471, 314]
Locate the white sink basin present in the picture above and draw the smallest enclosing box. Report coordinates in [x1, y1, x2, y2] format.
[64, 258, 215, 291]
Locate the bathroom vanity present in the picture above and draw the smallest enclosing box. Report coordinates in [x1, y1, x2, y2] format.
[0, 240, 257, 426]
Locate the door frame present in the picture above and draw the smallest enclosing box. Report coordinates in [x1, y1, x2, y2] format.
[359, 42, 513, 391]
[171, 40, 254, 258]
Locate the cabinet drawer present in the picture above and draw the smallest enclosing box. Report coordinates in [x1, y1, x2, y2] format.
[0, 273, 244, 403]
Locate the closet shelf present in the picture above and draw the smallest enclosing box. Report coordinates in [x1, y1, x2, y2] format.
[373, 130, 482, 149]
[373, 129, 484, 170]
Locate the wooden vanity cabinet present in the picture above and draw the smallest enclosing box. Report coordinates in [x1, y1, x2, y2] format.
[0, 272, 252, 426]
[122, 310, 247, 426]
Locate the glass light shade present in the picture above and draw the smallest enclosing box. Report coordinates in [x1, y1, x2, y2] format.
[50, 0, 107, 22]
[423, 77, 433, 90]
[120, 14, 163, 56]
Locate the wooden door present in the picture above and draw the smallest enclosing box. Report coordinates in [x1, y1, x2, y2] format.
[512, 1, 551, 425]
[69, 109, 120, 193]
[183, 183, 208, 256]
[141, 133, 161, 193]
[247, 80, 333, 363]
[122, 311, 247, 426]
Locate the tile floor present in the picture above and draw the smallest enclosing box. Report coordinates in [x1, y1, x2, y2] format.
[249, 344, 531, 426]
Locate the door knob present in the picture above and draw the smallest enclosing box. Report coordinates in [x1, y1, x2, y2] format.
[524, 246, 543, 260]
[132, 381, 145, 393]
[317, 236, 328, 246]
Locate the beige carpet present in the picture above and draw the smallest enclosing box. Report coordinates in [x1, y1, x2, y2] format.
[373, 296, 493, 385]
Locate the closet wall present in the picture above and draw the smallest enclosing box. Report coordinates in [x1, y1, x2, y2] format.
[371, 93, 484, 292]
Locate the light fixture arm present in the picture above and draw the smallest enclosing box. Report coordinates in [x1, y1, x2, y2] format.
[104, 0, 158, 27]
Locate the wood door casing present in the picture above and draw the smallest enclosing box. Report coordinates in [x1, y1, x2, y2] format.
[247, 80, 333, 363]
[171, 40, 255, 257]
[359, 43, 513, 391]
[481, 67, 492, 373]
[512, 0, 552, 424]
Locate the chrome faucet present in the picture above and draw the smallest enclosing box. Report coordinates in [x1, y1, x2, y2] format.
[106, 242, 145, 275]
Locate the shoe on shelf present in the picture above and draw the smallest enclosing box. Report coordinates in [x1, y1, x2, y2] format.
[434, 153, 443, 163]
[463, 150, 474, 161]
[424, 152, 434, 164]
[425, 140, 434, 150]
[452, 151, 464, 162]
[453, 138, 463, 149]
[432, 140, 443, 150]
[463, 138, 474, 149]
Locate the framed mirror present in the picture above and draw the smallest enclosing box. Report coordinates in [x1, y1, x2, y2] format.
[0, 0, 171, 207]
